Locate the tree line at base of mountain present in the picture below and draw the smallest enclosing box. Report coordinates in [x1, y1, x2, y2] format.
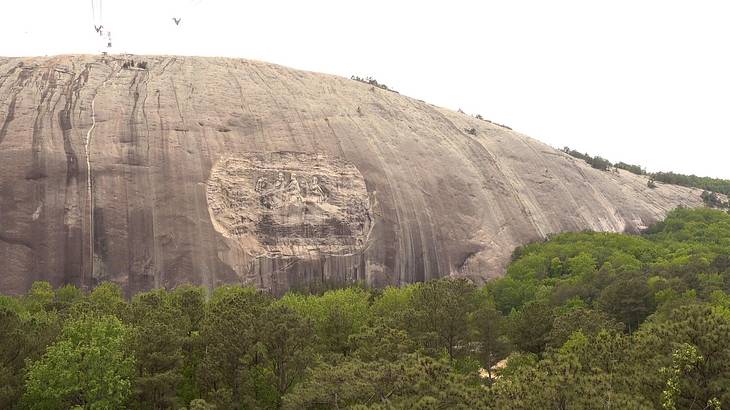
[2, 208, 730, 409]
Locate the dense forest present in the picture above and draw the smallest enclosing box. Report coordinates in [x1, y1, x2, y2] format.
[2, 208, 730, 409]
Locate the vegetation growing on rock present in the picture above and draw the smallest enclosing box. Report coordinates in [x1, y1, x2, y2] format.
[562, 147, 730, 209]
[562, 146, 613, 171]
[655, 172, 730, 196]
[350, 75, 396, 93]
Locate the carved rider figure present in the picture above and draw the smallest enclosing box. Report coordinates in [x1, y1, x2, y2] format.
[255, 176, 267, 192]
[273, 172, 285, 190]
[285, 173, 304, 203]
[310, 176, 328, 202]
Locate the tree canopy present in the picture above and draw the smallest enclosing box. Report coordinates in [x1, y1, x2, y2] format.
[2, 208, 730, 408]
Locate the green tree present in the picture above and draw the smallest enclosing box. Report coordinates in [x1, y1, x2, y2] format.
[0, 300, 61, 407]
[280, 287, 371, 357]
[128, 289, 187, 409]
[72, 282, 129, 319]
[24, 282, 54, 313]
[491, 332, 652, 409]
[51, 284, 83, 315]
[408, 278, 478, 360]
[282, 354, 486, 409]
[508, 300, 555, 354]
[596, 272, 654, 331]
[22, 315, 135, 409]
[632, 306, 730, 408]
[0, 306, 30, 406]
[488, 277, 538, 314]
[549, 256, 564, 277]
[470, 300, 509, 380]
[370, 285, 415, 329]
[350, 323, 416, 362]
[187, 398, 216, 409]
[258, 303, 317, 403]
[198, 286, 272, 408]
[606, 251, 642, 274]
[171, 285, 207, 405]
[548, 308, 623, 348]
[567, 252, 597, 278]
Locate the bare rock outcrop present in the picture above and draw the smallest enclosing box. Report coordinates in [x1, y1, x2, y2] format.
[0, 55, 704, 295]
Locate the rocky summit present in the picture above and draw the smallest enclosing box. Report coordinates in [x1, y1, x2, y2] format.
[0, 55, 704, 295]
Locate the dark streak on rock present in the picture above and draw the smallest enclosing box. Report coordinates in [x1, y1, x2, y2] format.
[0, 93, 19, 144]
[55, 63, 92, 287]
[0, 233, 34, 250]
[255, 215, 355, 246]
[0, 68, 32, 145]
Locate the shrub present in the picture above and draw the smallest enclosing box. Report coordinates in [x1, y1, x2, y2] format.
[590, 156, 612, 171]
[562, 147, 612, 171]
[701, 190, 729, 209]
[615, 161, 646, 175]
[350, 75, 396, 92]
[653, 171, 730, 196]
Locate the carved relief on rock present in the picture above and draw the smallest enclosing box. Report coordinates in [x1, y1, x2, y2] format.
[206, 152, 372, 256]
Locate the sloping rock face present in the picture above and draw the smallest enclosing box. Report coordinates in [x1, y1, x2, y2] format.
[0, 55, 705, 295]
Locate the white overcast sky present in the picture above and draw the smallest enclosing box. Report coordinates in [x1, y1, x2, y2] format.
[1, 0, 728, 178]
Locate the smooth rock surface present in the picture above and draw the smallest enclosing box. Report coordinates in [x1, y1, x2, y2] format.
[0, 55, 705, 295]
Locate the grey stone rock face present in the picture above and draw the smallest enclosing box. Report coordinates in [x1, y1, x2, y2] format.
[0, 55, 705, 295]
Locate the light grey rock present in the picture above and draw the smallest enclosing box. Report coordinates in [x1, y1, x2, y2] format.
[0, 55, 705, 295]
